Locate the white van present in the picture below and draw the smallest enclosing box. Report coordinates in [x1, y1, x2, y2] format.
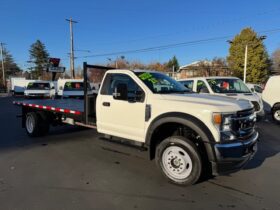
[10, 77, 28, 95]
[262, 75, 280, 123]
[24, 81, 56, 99]
[246, 83, 263, 97]
[57, 79, 95, 98]
[178, 77, 264, 117]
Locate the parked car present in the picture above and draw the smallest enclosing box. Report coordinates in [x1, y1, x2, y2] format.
[57, 79, 94, 98]
[10, 77, 28, 95]
[262, 75, 280, 123]
[246, 83, 263, 97]
[24, 81, 56, 99]
[178, 77, 264, 117]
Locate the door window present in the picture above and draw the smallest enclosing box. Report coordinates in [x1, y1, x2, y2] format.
[181, 80, 194, 90]
[197, 80, 209, 93]
[254, 85, 263, 93]
[101, 74, 145, 102]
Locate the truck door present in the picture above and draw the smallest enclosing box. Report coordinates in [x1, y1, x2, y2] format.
[96, 73, 146, 142]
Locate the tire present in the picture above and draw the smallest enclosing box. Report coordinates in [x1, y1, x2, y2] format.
[25, 112, 41, 137]
[156, 136, 202, 186]
[25, 112, 50, 137]
[272, 105, 280, 124]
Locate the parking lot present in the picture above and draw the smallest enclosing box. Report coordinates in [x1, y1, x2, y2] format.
[0, 96, 279, 210]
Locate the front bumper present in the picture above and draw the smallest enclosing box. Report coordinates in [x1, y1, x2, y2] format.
[211, 131, 258, 175]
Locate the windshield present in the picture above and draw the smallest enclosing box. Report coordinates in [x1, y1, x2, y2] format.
[27, 82, 50, 90]
[207, 78, 251, 94]
[135, 72, 191, 94]
[64, 82, 90, 91]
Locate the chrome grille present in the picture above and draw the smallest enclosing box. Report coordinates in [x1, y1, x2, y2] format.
[231, 108, 255, 139]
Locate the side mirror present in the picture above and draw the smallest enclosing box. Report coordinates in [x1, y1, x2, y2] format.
[51, 86, 55, 90]
[59, 86, 63, 90]
[113, 83, 128, 100]
[250, 88, 255, 92]
[199, 87, 209, 93]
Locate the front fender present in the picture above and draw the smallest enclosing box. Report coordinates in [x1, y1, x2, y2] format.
[145, 112, 217, 162]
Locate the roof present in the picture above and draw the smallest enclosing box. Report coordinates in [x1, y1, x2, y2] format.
[26, 80, 51, 83]
[106, 69, 161, 74]
[177, 76, 239, 81]
[133, 69, 160, 73]
[179, 60, 212, 70]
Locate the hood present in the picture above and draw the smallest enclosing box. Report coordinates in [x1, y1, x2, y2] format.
[63, 90, 84, 96]
[212, 92, 260, 102]
[160, 93, 253, 112]
[24, 89, 50, 94]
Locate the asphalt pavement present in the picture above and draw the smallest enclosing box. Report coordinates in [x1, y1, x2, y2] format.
[0, 96, 279, 210]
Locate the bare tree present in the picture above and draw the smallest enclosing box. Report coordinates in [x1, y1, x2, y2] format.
[272, 48, 280, 75]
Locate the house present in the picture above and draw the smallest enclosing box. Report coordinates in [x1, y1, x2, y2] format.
[177, 60, 231, 79]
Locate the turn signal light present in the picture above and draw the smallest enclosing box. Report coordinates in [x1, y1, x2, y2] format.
[213, 113, 222, 125]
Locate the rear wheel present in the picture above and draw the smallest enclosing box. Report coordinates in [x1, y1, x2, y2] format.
[25, 112, 50, 137]
[156, 136, 202, 186]
[26, 112, 40, 137]
[272, 105, 280, 124]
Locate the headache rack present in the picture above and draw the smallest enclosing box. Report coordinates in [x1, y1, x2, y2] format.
[13, 63, 114, 128]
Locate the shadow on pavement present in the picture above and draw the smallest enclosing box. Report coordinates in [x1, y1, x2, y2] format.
[0, 96, 91, 151]
[244, 119, 280, 170]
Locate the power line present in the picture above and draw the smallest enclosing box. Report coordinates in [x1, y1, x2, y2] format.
[76, 28, 280, 59]
[89, 8, 280, 47]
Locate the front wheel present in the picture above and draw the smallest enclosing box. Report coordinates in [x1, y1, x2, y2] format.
[156, 136, 202, 186]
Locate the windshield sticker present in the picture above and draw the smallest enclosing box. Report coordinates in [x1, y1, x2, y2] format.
[208, 80, 216, 85]
[138, 72, 158, 84]
[65, 82, 72, 88]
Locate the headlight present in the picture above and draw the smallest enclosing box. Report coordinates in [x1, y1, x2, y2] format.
[213, 113, 236, 141]
[213, 113, 233, 132]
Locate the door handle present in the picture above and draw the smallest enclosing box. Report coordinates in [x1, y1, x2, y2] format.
[103, 102, 110, 107]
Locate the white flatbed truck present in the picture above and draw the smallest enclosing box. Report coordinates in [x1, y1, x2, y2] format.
[13, 63, 259, 185]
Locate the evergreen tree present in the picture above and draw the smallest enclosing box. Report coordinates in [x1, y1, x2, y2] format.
[0, 47, 21, 85]
[29, 40, 49, 79]
[227, 28, 269, 83]
[166, 56, 180, 71]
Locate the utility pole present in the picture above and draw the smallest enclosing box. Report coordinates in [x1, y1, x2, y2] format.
[0, 42, 5, 87]
[66, 18, 77, 79]
[243, 44, 248, 83]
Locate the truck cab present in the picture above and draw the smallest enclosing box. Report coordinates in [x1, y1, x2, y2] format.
[96, 70, 258, 185]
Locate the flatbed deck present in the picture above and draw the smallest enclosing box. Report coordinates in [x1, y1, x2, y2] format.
[13, 99, 84, 115]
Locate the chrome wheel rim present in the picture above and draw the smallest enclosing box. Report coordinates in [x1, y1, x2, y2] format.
[162, 146, 193, 180]
[274, 110, 280, 121]
[26, 115, 34, 133]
